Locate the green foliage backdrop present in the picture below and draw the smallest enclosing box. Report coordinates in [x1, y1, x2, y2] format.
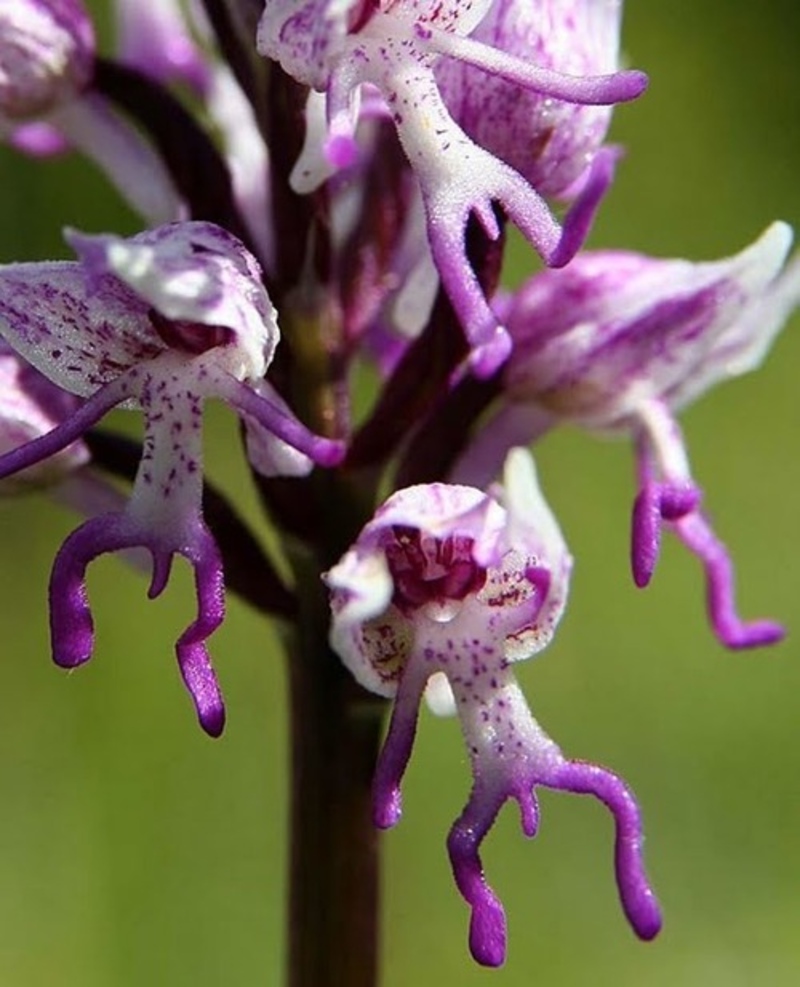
[0, 4, 797, 984]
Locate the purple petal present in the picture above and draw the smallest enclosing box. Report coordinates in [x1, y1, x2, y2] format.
[631, 478, 700, 588]
[49, 513, 146, 668]
[546, 761, 662, 941]
[446, 785, 520, 967]
[174, 523, 226, 737]
[372, 668, 427, 829]
[0, 376, 130, 483]
[217, 374, 345, 467]
[672, 511, 784, 649]
[548, 147, 620, 268]
[49, 507, 227, 736]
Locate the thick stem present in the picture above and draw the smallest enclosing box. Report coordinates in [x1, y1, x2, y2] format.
[284, 565, 384, 987]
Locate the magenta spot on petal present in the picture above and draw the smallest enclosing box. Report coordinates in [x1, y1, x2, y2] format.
[325, 134, 359, 169]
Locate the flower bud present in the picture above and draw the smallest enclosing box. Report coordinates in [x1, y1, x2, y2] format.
[0, 0, 94, 120]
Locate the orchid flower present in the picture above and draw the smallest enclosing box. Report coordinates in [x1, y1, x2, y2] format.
[454, 222, 800, 649]
[257, 0, 646, 374]
[326, 448, 660, 965]
[2, 0, 182, 223]
[0, 220, 343, 735]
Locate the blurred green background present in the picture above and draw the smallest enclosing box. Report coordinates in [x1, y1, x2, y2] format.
[0, 2, 799, 984]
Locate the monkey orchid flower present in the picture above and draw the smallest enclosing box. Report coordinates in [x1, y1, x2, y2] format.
[0, 220, 343, 736]
[326, 449, 660, 966]
[257, 0, 646, 374]
[455, 221, 800, 649]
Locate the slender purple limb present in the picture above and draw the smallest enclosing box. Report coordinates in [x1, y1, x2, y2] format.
[417, 24, 647, 106]
[631, 480, 700, 587]
[546, 760, 662, 941]
[174, 523, 227, 737]
[49, 513, 148, 670]
[549, 146, 619, 269]
[49, 511, 227, 736]
[672, 511, 784, 649]
[447, 786, 512, 968]
[371, 668, 428, 829]
[215, 374, 345, 467]
[0, 377, 129, 482]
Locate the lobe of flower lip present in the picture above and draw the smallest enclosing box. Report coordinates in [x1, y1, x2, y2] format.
[0, 220, 344, 734]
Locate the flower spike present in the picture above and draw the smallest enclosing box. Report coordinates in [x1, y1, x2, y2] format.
[0, 221, 342, 732]
[326, 449, 660, 965]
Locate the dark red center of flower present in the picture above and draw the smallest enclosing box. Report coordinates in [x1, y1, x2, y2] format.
[149, 309, 234, 355]
[385, 525, 487, 614]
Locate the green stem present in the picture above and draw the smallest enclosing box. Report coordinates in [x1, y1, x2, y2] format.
[284, 566, 385, 987]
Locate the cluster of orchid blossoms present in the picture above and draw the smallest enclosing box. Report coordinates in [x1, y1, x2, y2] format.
[0, 0, 797, 974]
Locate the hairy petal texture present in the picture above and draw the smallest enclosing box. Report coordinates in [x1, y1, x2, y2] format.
[327, 449, 660, 964]
[0, 221, 341, 732]
[456, 222, 798, 649]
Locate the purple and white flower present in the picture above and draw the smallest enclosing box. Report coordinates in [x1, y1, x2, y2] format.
[2, 0, 182, 223]
[326, 448, 660, 965]
[257, 0, 646, 374]
[0, 220, 343, 735]
[455, 222, 800, 649]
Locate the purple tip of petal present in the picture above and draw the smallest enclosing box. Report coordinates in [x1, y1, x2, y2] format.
[727, 620, 785, 649]
[672, 512, 785, 651]
[612, 69, 649, 102]
[548, 761, 662, 942]
[631, 488, 662, 588]
[517, 788, 539, 838]
[309, 436, 347, 468]
[468, 892, 507, 968]
[659, 486, 700, 520]
[49, 513, 141, 669]
[325, 133, 359, 169]
[373, 783, 403, 829]
[468, 326, 512, 379]
[49, 561, 95, 668]
[549, 147, 619, 268]
[10, 122, 69, 157]
[177, 527, 227, 737]
[447, 791, 510, 967]
[632, 481, 700, 587]
[176, 638, 226, 737]
[148, 551, 174, 599]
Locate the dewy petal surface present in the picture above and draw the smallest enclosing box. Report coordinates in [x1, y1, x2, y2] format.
[326, 449, 660, 964]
